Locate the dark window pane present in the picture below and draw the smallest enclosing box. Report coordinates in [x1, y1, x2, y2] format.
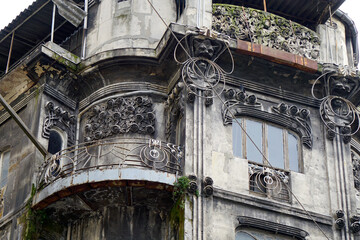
[48, 130, 63, 154]
[288, 132, 299, 172]
[232, 119, 242, 157]
[268, 125, 284, 169]
[236, 231, 255, 240]
[246, 120, 262, 163]
[0, 150, 10, 188]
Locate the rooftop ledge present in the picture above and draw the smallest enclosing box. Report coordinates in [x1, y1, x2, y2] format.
[213, 4, 320, 72]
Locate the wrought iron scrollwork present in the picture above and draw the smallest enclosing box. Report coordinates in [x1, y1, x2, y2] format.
[39, 138, 183, 186]
[248, 163, 290, 202]
[312, 64, 360, 143]
[174, 30, 234, 106]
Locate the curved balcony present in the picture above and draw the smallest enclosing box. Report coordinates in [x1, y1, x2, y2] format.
[33, 138, 183, 209]
[212, 4, 320, 61]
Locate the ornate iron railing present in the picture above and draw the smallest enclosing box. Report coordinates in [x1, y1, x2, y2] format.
[38, 138, 183, 186]
[248, 162, 291, 202]
[212, 4, 320, 60]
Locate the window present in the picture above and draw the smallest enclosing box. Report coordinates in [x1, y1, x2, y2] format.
[232, 118, 300, 172]
[233, 118, 300, 202]
[47, 129, 65, 155]
[236, 229, 295, 240]
[0, 150, 10, 188]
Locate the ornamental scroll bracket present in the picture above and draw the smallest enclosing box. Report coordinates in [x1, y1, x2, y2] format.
[222, 87, 312, 148]
[83, 96, 155, 141]
[42, 102, 76, 146]
[312, 63, 360, 143]
[174, 30, 234, 106]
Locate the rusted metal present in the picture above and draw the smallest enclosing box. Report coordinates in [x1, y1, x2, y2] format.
[263, 0, 267, 12]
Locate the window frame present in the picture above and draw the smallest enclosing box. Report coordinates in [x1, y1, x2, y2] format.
[0, 149, 11, 188]
[233, 118, 302, 172]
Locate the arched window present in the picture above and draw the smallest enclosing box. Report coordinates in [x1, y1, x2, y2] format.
[47, 130, 65, 155]
[235, 231, 256, 240]
[236, 227, 304, 240]
[232, 118, 300, 172]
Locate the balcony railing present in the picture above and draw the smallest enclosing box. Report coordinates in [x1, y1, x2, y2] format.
[248, 162, 291, 202]
[212, 4, 320, 60]
[37, 138, 183, 187]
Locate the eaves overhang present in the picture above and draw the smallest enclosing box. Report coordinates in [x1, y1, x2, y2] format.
[0, 0, 88, 76]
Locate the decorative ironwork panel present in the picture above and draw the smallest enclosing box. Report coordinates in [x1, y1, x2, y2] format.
[212, 4, 320, 60]
[38, 138, 183, 186]
[248, 163, 291, 202]
[83, 96, 155, 141]
[312, 64, 360, 143]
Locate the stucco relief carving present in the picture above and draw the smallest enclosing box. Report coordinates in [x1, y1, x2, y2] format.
[352, 152, 360, 192]
[43, 101, 76, 146]
[166, 82, 185, 141]
[83, 96, 155, 141]
[312, 64, 360, 143]
[212, 4, 320, 60]
[175, 32, 234, 106]
[272, 103, 312, 148]
[222, 87, 312, 148]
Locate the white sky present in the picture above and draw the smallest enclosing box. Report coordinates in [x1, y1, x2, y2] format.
[0, 0, 359, 42]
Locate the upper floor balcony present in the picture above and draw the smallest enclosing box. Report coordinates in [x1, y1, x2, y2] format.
[32, 137, 183, 210]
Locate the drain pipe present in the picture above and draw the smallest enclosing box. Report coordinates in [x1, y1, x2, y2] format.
[81, 0, 88, 60]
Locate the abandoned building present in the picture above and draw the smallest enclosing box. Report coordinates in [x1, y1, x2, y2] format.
[0, 0, 359, 239]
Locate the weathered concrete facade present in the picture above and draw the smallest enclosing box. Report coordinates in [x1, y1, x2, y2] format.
[0, 0, 359, 239]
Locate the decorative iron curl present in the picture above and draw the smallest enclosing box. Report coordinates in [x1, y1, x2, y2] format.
[319, 96, 360, 137]
[248, 163, 289, 195]
[311, 72, 360, 137]
[174, 33, 234, 99]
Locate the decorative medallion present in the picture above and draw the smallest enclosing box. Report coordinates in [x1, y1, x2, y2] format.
[83, 96, 155, 141]
[248, 163, 290, 202]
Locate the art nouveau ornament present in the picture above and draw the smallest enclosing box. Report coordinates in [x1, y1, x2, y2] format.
[312, 64, 360, 142]
[174, 31, 234, 105]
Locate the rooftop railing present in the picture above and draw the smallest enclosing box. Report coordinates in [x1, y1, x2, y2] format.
[213, 4, 320, 61]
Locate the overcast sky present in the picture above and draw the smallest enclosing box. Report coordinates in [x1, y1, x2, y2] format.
[0, 0, 359, 44]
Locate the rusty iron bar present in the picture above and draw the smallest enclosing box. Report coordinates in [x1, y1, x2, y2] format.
[263, 0, 267, 12]
[0, 94, 48, 157]
[0, 0, 51, 46]
[5, 32, 15, 74]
